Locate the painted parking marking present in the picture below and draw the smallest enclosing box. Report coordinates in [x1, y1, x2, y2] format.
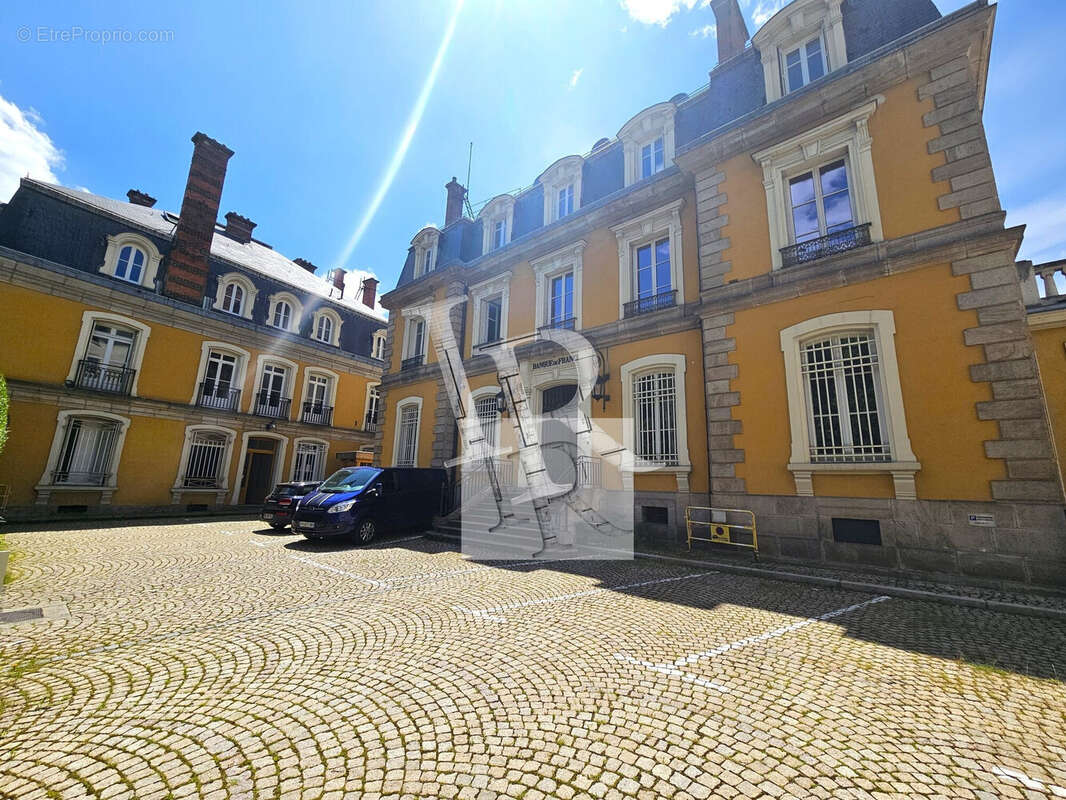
[993, 766, 1066, 797]
[452, 570, 718, 622]
[616, 595, 891, 691]
[289, 555, 391, 587]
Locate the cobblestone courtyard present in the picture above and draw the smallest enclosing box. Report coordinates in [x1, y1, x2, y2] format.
[1, 519, 1064, 799]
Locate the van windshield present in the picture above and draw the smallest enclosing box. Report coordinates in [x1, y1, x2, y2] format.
[319, 467, 379, 493]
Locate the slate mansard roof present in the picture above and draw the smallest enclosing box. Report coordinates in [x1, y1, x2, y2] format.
[0, 179, 387, 359]
[393, 0, 943, 290]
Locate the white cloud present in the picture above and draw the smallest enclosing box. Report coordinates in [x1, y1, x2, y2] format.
[0, 93, 63, 202]
[568, 68, 584, 90]
[344, 268, 389, 319]
[690, 23, 717, 38]
[746, 0, 785, 26]
[619, 0, 701, 27]
[1007, 192, 1066, 264]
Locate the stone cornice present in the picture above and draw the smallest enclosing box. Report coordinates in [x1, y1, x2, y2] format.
[0, 248, 384, 379]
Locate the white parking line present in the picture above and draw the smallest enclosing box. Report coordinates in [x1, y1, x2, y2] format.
[993, 766, 1066, 797]
[452, 570, 718, 622]
[289, 556, 391, 587]
[616, 595, 890, 692]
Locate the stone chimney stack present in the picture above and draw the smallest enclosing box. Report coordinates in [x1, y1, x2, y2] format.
[223, 211, 256, 244]
[330, 268, 345, 299]
[163, 132, 233, 304]
[445, 176, 466, 226]
[293, 258, 318, 274]
[361, 277, 379, 310]
[127, 189, 156, 207]
[710, 0, 749, 64]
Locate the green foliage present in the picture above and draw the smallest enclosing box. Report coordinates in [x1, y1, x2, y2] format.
[0, 374, 7, 455]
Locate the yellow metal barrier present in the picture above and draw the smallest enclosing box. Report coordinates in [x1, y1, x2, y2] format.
[686, 506, 758, 560]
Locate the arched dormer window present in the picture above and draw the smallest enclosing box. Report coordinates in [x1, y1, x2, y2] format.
[619, 102, 678, 187]
[371, 330, 387, 360]
[98, 232, 163, 289]
[752, 0, 847, 103]
[310, 307, 343, 346]
[267, 291, 304, 333]
[478, 195, 515, 254]
[213, 273, 258, 320]
[411, 226, 440, 279]
[538, 156, 583, 225]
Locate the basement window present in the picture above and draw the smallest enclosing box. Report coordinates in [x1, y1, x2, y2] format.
[642, 506, 669, 525]
[831, 518, 882, 546]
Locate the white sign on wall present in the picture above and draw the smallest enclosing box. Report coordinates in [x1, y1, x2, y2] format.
[968, 513, 996, 528]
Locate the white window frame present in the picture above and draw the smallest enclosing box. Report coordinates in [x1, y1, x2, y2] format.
[189, 341, 250, 407]
[539, 155, 583, 225]
[619, 102, 677, 187]
[782, 34, 828, 94]
[479, 195, 516, 253]
[98, 232, 163, 289]
[611, 199, 685, 318]
[753, 99, 884, 270]
[252, 354, 297, 410]
[780, 310, 920, 499]
[532, 240, 586, 331]
[296, 367, 339, 423]
[364, 382, 382, 430]
[392, 396, 424, 468]
[470, 271, 511, 349]
[310, 307, 343, 346]
[213, 272, 258, 320]
[66, 311, 152, 397]
[471, 386, 503, 450]
[412, 227, 440, 278]
[371, 330, 387, 360]
[267, 291, 304, 333]
[35, 410, 132, 505]
[171, 424, 237, 503]
[619, 354, 691, 492]
[291, 437, 330, 482]
[752, 0, 847, 103]
[785, 156, 857, 244]
[400, 312, 428, 360]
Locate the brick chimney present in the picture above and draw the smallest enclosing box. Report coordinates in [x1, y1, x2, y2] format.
[360, 277, 379, 310]
[127, 189, 156, 207]
[293, 258, 318, 274]
[445, 176, 466, 226]
[330, 268, 345, 299]
[710, 0, 749, 64]
[163, 132, 234, 304]
[223, 211, 256, 244]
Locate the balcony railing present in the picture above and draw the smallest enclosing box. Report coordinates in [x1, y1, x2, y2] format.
[1035, 261, 1064, 299]
[74, 359, 135, 395]
[197, 382, 241, 412]
[182, 475, 222, 489]
[52, 470, 110, 486]
[301, 402, 334, 426]
[363, 413, 379, 432]
[577, 456, 603, 489]
[624, 289, 677, 318]
[401, 354, 424, 370]
[253, 391, 291, 419]
[780, 223, 872, 268]
[539, 316, 576, 332]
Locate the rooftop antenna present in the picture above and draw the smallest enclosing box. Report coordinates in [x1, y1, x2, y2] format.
[464, 141, 475, 219]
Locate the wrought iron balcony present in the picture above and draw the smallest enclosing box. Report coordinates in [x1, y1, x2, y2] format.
[539, 316, 576, 332]
[401, 354, 424, 370]
[363, 412, 379, 432]
[182, 475, 222, 489]
[624, 289, 677, 318]
[780, 223, 872, 268]
[253, 391, 291, 419]
[52, 470, 110, 486]
[301, 402, 334, 427]
[197, 381, 241, 412]
[73, 359, 135, 395]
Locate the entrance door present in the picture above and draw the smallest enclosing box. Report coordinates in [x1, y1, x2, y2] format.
[242, 437, 277, 504]
[540, 384, 578, 487]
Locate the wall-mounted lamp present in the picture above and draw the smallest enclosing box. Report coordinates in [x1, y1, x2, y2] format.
[590, 347, 610, 412]
[264, 420, 276, 431]
[495, 391, 508, 415]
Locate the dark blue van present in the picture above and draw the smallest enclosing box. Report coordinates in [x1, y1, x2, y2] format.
[292, 466, 446, 543]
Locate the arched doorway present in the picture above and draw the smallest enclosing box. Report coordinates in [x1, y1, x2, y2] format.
[539, 383, 578, 487]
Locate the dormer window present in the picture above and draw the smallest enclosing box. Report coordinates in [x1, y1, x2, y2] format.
[266, 292, 303, 333]
[371, 330, 387, 360]
[539, 156, 583, 225]
[213, 273, 258, 320]
[479, 195, 515, 254]
[619, 103, 677, 187]
[411, 227, 440, 279]
[98, 232, 162, 289]
[310, 307, 343, 346]
[272, 301, 292, 330]
[752, 0, 847, 103]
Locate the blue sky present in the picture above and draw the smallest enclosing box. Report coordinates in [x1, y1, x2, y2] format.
[1, 0, 1063, 297]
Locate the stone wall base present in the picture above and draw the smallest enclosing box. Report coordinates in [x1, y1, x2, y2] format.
[2, 503, 260, 526]
[633, 490, 709, 542]
[712, 493, 1066, 588]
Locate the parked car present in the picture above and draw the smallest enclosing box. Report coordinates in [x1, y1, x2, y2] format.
[293, 466, 446, 543]
[261, 481, 321, 529]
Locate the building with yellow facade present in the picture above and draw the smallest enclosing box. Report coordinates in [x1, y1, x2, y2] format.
[376, 0, 1065, 584]
[0, 133, 387, 519]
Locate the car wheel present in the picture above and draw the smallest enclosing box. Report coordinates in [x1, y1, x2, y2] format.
[355, 517, 377, 544]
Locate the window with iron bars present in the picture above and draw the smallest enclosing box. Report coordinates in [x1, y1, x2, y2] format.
[183, 431, 229, 488]
[293, 441, 326, 482]
[54, 417, 119, 485]
[633, 370, 679, 465]
[801, 333, 890, 463]
[396, 404, 420, 467]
